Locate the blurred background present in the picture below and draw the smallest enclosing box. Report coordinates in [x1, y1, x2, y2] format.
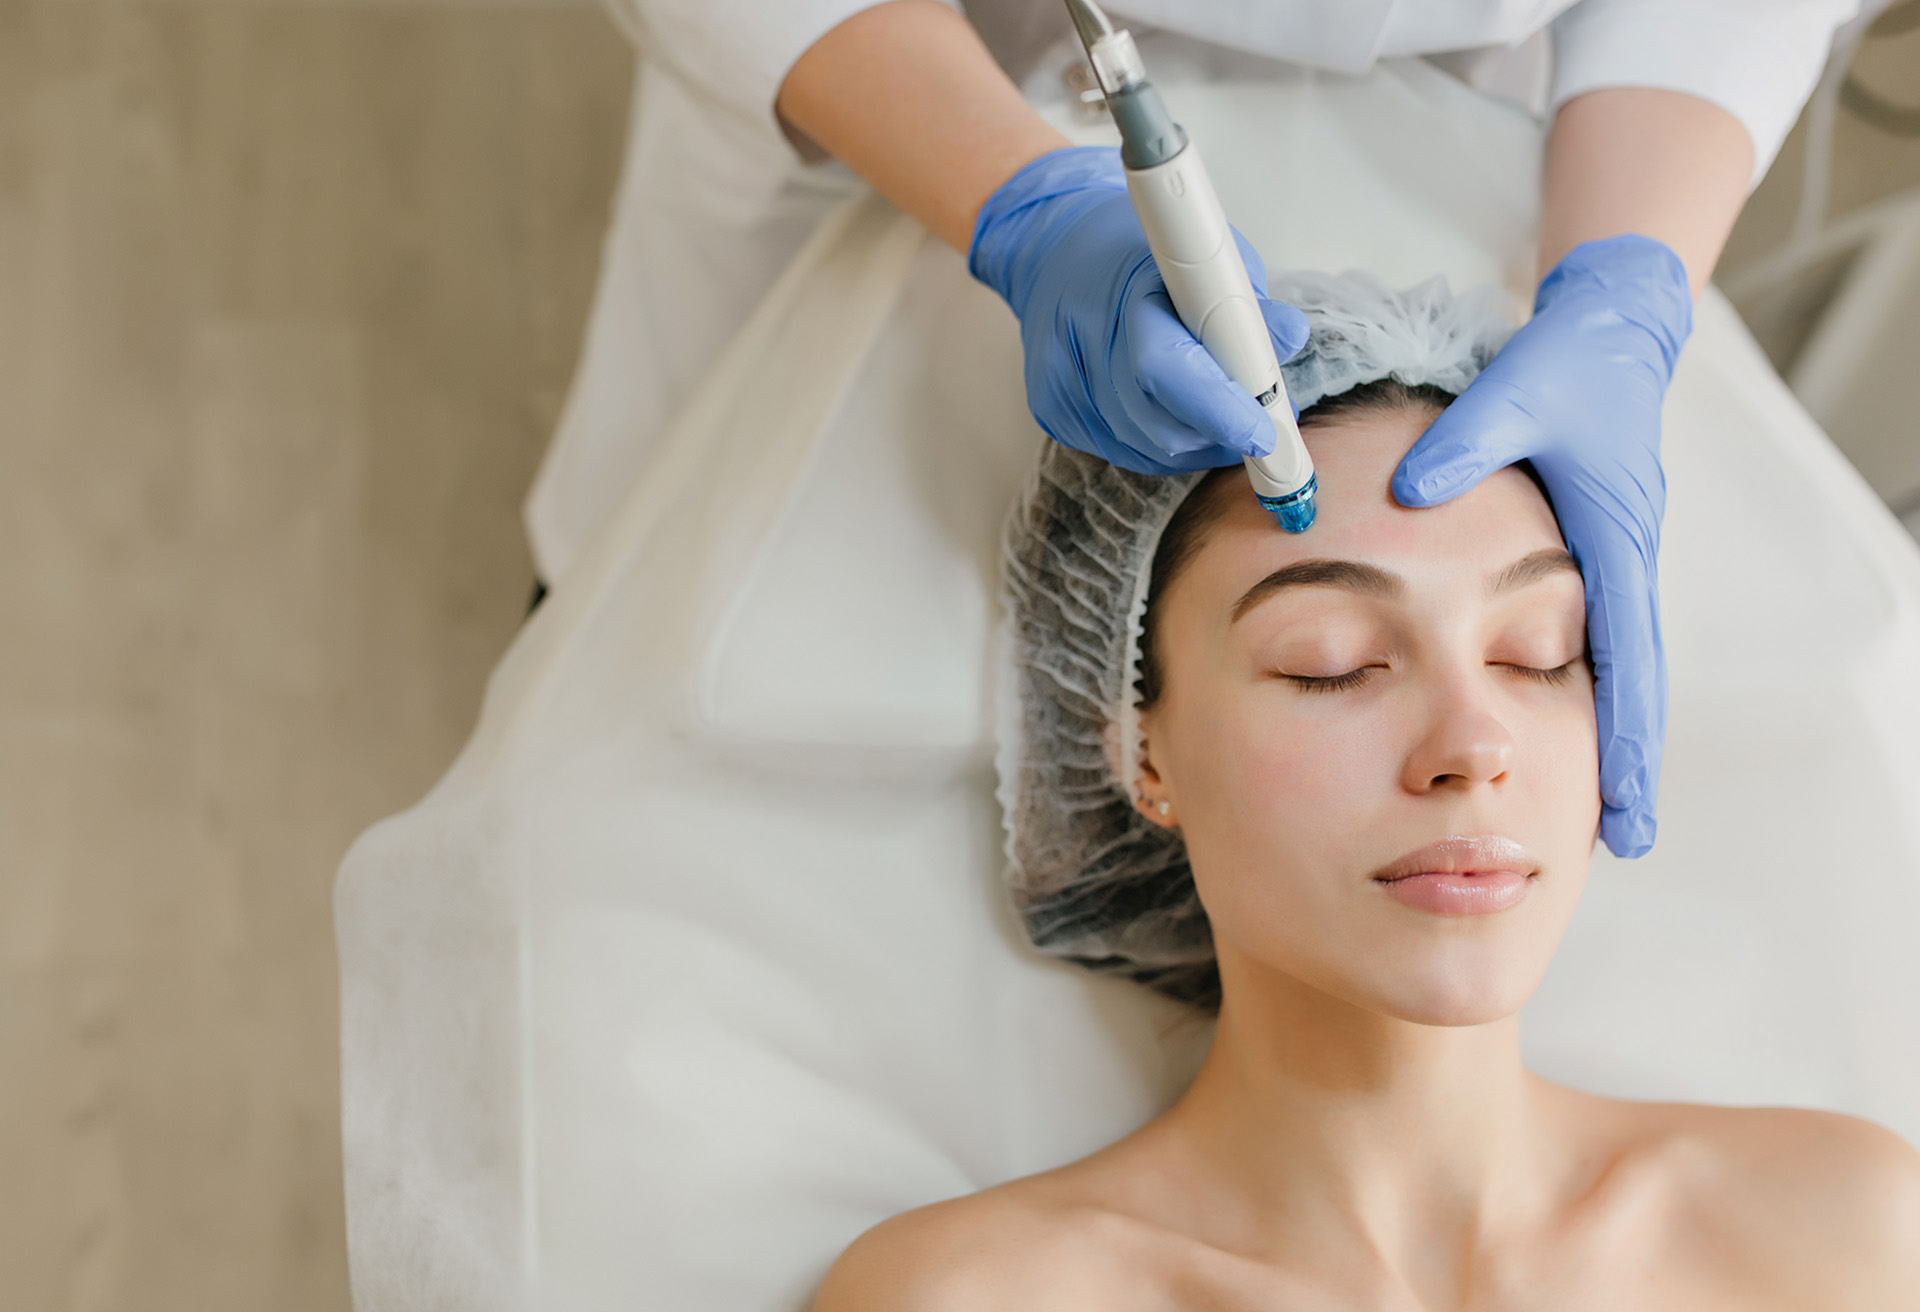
[0, 4, 1914, 1309]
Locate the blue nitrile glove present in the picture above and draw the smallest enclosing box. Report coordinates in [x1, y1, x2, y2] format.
[969, 146, 1310, 475]
[1393, 234, 1693, 859]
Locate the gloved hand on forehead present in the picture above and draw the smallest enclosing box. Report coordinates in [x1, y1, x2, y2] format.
[969, 146, 1309, 475]
[1392, 234, 1693, 859]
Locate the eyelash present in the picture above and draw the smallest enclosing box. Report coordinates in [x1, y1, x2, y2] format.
[1282, 660, 1580, 694]
[1284, 667, 1380, 693]
[1504, 660, 1579, 686]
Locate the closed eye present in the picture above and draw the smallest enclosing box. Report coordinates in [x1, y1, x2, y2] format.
[1496, 660, 1580, 685]
[1283, 666, 1383, 693]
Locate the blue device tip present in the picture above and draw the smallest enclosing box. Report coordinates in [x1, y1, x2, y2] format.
[1274, 491, 1316, 533]
[1257, 475, 1317, 533]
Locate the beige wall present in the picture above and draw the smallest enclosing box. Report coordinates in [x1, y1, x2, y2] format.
[0, 5, 631, 1309]
[1, 5, 1917, 1310]
[1723, 19, 1920, 271]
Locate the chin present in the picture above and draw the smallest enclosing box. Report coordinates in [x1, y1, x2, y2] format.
[1379, 992, 1526, 1029]
[1365, 959, 1543, 1028]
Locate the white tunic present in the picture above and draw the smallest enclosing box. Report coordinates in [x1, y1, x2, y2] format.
[527, 0, 1860, 586]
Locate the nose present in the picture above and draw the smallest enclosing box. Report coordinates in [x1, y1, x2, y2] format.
[1400, 682, 1516, 795]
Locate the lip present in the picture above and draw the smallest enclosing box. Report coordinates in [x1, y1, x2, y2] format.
[1370, 836, 1537, 916]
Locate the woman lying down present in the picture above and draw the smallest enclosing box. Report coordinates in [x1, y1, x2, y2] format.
[817, 275, 1920, 1308]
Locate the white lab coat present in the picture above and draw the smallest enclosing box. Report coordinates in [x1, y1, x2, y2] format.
[526, 0, 1860, 585]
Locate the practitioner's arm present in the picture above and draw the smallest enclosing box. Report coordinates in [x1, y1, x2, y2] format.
[1540, 87, 1753, 298]
[776, 0, 1067, 253]
[775, 0, 1310, 478]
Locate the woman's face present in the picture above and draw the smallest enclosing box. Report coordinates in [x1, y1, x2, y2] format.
[1139, 404, 1599, 1026]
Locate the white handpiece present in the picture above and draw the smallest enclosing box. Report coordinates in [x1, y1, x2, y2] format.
[1126, 145, 1316, 526]
[1066, 0, 1316, 531]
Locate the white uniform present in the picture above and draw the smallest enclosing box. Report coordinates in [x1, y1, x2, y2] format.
[527, 0, 1861, 585]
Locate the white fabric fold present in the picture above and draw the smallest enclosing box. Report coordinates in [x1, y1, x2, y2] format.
[342, 57, 1920, 1312]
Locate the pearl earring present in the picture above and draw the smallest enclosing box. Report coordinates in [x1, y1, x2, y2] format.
[1157, 800, 1171, 816]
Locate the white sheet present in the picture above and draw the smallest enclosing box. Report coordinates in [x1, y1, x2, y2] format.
[336, 53, 1920, 1312]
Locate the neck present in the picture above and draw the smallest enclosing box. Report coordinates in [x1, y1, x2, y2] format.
[1162, 953, 1557, 1281]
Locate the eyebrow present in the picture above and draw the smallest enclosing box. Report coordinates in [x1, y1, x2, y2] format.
[1228, 548, 1581, 623]
[1230, 559, 1401, 621]
[1488, 548, 1581, 596]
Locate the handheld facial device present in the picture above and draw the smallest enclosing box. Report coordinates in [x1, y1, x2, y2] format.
[1064, 0, 1317, 531]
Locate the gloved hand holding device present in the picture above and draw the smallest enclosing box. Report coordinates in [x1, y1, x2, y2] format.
[1392, 234, 1693, 859]
[969, 146, 1310, 476]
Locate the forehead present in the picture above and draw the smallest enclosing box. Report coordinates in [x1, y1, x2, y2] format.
[1192, 406, 1565, 598]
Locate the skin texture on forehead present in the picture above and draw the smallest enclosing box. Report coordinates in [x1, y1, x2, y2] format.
[1134, 402, 1600, 1028]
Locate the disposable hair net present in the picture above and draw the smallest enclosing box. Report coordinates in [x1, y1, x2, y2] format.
[997, 271, 1513, 1005]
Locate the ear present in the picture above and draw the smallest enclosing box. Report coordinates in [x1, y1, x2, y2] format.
[1132, 715, 1179, 829]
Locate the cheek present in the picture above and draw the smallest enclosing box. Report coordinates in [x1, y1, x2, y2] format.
[1515, 689, 1602, 832]
[1160, 677, 1601, 865]
[1160, 684, 1401, 863]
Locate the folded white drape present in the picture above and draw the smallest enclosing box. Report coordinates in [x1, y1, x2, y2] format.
[340, 57, 1920, 1312]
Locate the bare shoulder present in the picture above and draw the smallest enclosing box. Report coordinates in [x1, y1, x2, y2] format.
[810, 1173, 1161, 1312]
[1633, 1102, 1920, 1304]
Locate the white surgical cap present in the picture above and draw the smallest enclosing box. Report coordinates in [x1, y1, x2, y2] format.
[996, 271, 1513, 1004]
